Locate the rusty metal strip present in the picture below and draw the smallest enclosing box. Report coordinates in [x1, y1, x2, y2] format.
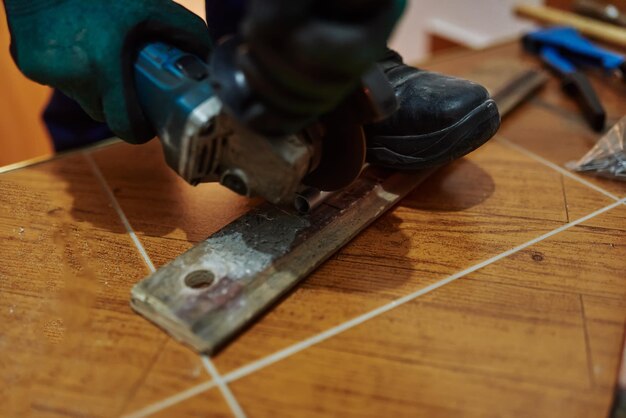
[130, 167, 433, 353]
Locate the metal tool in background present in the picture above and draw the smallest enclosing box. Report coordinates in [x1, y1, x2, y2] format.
[134, 40, 397, 208]
[573, 0, 626, 28]
[568, 115, 626, 180]
[523, 26, 626, 132]
[515, 4, 626, 48]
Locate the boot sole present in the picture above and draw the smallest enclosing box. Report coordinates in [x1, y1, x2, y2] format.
[366, 99, 501, 170]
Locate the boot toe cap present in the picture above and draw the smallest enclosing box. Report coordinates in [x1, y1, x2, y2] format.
[364, 66, 500, 170]
[390, 70, 491, 135]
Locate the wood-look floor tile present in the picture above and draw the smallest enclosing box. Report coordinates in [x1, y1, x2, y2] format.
[400, 141, 568, 221]
[423, 42, 529, 77]
[582, 204, 626, 232]
[582, 295, 626, 391]
[561, 176, 620, 222]
[338, 141, 614, 273]
[316, 278, 591, 390]
[122, 339, 211, 414]
[89, 141, 256, 266]
[4, 308, 164, 418]
[229, 250, 624, 418]
[232, 350, 606, 418]
[207, 140, 615, 373]
[498, 102, 626, 199]
[476, 207, 626, 300]
[145, 389, 233, 418]
[0, 156, 206, 417]
[101, 329, 213, 414]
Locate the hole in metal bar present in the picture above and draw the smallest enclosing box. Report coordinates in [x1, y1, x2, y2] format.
[184, 270, 216, 289]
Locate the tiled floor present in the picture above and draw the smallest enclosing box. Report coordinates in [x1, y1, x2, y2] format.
[0, 42, 624, 418]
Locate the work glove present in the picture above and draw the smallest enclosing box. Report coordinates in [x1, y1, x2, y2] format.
[3, 0, 212, 143]
[240, 0, 407, 134]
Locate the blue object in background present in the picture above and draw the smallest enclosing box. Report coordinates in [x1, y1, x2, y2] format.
[539, 46, 577, 75]
[523, 26, 625, 74]
[521, 26, 626, 132]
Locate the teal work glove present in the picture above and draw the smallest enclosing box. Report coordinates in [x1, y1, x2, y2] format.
[3, 0, 212, 143]
[240, 0, 407, 129]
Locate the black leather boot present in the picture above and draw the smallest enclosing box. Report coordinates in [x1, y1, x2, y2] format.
[364, 50, 500, 170]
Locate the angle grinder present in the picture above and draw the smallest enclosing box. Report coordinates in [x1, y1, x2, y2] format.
[134, 38, 397, 207]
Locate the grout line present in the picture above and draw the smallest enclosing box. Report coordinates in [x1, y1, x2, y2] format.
[497, 137, 622, 202]
[127, 197, 625, 417]
[118, 337, 170, 416]
[579, 295, 596, 389]
[202, 356, 248, 418]
[559, 174, 571, 224]
[84, 151, 247, 418]
[121, 380, 217, 418]
[84, 152, 156, 272]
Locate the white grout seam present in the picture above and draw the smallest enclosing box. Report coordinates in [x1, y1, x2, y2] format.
[84, 152, 246, 418]
[125, 197, 625, 417]
[202, 356, 248, 418]
[122, 380, 217, 418]
[497, 137, 622, 202]
[84, 152, 156, 272]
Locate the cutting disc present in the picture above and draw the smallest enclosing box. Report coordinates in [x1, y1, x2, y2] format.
[303, 118, 367, 191]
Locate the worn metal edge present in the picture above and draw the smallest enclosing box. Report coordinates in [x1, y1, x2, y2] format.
[131, 293, 211, 350]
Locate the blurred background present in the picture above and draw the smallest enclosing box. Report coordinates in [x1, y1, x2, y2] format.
[0, 0, 606, 168]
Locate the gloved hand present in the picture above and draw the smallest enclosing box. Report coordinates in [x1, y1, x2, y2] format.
[3, 0, 212, 143]
[239, 0, 406, 133]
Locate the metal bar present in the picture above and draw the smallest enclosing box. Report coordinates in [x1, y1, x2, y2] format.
[130, 167, 434, 353]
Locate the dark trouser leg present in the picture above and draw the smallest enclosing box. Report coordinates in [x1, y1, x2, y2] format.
[205, 0, 246, 42]
[43, 90, 113, 152]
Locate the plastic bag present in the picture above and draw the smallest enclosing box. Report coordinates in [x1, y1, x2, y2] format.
[567, 116, 626, 181]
